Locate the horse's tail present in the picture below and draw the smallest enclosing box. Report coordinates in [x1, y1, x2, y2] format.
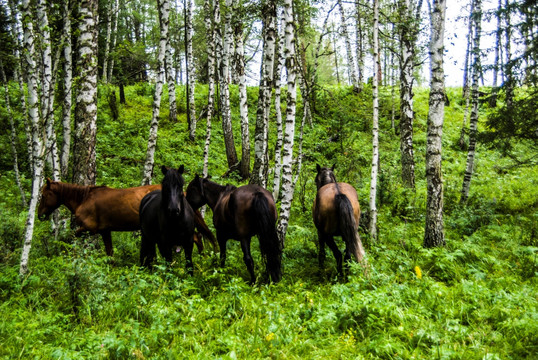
[335, 193, 363, 262]
[252, 192, 282, 282]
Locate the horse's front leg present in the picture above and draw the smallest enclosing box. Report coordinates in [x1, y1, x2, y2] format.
[100, 231, 114, 256]
[183, 233, 194, 276]
[157, 234, 174, 263]
[240, 237, 255, 284]
[140, 232, 156, 267]
[217, 231, 228, 268]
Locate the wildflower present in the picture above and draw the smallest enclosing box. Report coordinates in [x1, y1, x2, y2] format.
[414, 266, 422, 279]
[265, 332, 275, 341]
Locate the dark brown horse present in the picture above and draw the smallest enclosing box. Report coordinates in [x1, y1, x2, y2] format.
[38, 178, 216, 256]
[139, 166, 195, 273]
[313, 164, 366, 275]
[186, 175, 282, 283]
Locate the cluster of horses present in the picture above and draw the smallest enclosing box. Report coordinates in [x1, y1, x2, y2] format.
[38, 164, 366, 283]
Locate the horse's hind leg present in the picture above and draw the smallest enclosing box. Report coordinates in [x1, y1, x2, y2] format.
[101, 231, 113, 256]
[240, 238, 255, 284]
[140, 233, 156, 267]
[217, 231, 228, 268]
[325, 235, 343, 275]
[317, 230, 327, 269]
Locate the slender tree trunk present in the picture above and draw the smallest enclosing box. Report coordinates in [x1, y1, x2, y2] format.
[490, 0, 502, 105]
[251, 1, 276, 186]
[504, 0, 514, 109]
[424, 0, 447, 248]
[355, 0, 364, 88]
[38, 0, 61, 182]
[186, 0, 196, 138]
[73, 0, 99, 186]
[272, 11, 285, 201]
[332, 24, 340, 84]
[142, 0, 170, 185]
[20, 0, 46, 277]
[234, 3, 250, 180]
[398, 0, 418, 189]
[61, 0, 73, 178]
[277, 0, 297, 247]
[460, 0, 482, 204]
[369, 0, 380, 242]
[1, 60, 26, 207]
[459, 1, 474, 149]
[102, 0, 113, 83]
[202, 0, 216, 178]
[216, 0, 238, 170]
[166, 17, 177, 122]
[338, 0, 359, 91]
[108, 0, 119, 81]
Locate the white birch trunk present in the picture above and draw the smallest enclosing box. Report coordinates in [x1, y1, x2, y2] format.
[252, 1, 276, 186]
[166, 26, 177, 122]
[216, 0, 238, 169]
[38, 0, 61, 182]
[272, 11, 285, 201]
[108, 0, 119, 81]
[338, 0, 359, 91]
[142, 0, 170, 185]
[460, 0, 482, 204]
[186, 0, 196, 137]
[20, 0, 46, 276]
[202, 0, 216, 178]
[61, 0, 73, 178]
[233, 2, 250, 179]
[102, 1, 113, 83]
[369, 0, 380, 241]
[276, 0, 297, 246]
[459, 1, 474, 148]
[355, 0, 364, 87]
[424, 0, 447, 248]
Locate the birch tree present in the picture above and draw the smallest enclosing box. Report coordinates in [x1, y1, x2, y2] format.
[460, 0, 482, 204]
[338, 0, 359, 91]
[186, 0, 196, 137]
[142, 0, 170, 185]
[233, 1, 250, 180]
[20, 0, 46, 276]
[251, 0, 276, 186]
[72, 0, 98, 186]
[369, 0, 380, 241]
[166, 4, 177, 123]
[459, 1, 474, 149]
[424, 0, 447, 248]
[272, 11, 285, 200]
[61, 0, 73, 178]
[202, 0, 216, 178]
[355, 0, 365, 89]
[398, 0, 422, 189]
[102, 0, 113, 83]
[276, 0, 297, 246]
[216, 0, 238, 170]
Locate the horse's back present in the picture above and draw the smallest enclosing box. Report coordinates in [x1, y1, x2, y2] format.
[313, 182, 360, 234]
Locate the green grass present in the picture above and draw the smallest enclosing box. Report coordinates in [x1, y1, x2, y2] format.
[0, 83, 536, 359]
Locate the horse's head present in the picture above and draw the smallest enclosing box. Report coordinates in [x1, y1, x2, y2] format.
[315, 164, 337, 189]
[161, 165, 186, 217]
[186, 174, 207, 210]
[38, 178, 61, 221]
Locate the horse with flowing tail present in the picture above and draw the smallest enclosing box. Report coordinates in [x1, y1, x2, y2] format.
[139, 165, 196, 274]
[313, 164, 366, 275]
[186, 175, 282, 283]
[38, 178, 214, 256]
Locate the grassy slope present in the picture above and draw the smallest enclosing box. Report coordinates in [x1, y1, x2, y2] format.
[0, 83, 536, 359]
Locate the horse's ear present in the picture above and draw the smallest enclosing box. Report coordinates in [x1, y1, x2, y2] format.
[46, 177, 52, 186]
[178, 165, 185, 174]
[331, 163, 336, 171]
[161, 165, 168, 176]
[316, 164, 321, 173]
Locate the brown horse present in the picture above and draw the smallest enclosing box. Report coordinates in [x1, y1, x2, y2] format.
[38, 178, 216, 256]
[313, 165, 366, 275]
[186, 175, 282, 283]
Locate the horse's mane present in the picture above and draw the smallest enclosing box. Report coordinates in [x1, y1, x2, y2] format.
[55, 182, 106, 202]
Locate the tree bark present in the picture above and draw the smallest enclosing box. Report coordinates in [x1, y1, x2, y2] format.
[61, 0, 73, 178]
[251, 1, 276, 186]
[202, 0, 216, 178]
[186, 0, 196, 137]
[369, 0, 380, 242]
[272, 11, 285, 201]
[20, 0, 46, 277]
[338, 0, 359, 91]
[460, 0, 482, 204]
[459, 0, 474, 149]
[276, 0, 297, 247]
[166, 12, 177, 122]
[424, 0, 447, 248]
[73, 0, 99, 186]
[142, 0, 170, 185]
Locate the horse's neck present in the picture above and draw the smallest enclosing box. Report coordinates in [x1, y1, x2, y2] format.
[203, 181, 229, 210]
[58, 183, 91, 212]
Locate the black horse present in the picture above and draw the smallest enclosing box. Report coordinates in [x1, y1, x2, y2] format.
[186, 175, 282, 283]
[139, 165, 195, 274]
[313, 164, 366, 275]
